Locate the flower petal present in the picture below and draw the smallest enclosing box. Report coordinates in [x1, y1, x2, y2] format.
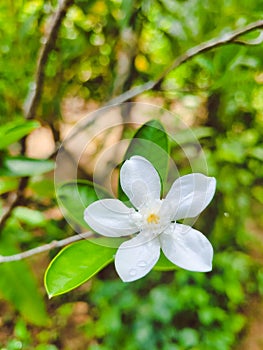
[84, 199, 138, 237]
[120, 156, 161, 209]
[115, 232, 160, 282]
[162, 173, 216, 220]
[160, 224, 213, 272]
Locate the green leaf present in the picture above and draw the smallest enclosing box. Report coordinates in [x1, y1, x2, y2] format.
[0, 235, 48, 326]
[0, 156, 54, 177]
[119, 119, 169, 201]
[44, 240, 116, 297]
[216, 139, 245, 164]
[29, 178, 55, 199]
[0, 120, 39, 150]
[154, 251, 178, 271]
[0, 261, 48, 326]
[251, 186, 263, 204]
[249, 146, 263, 161]
[56, 180, 111, 230]
[13, 207, 46, 227]
[172, 127, 214, 145]
[0, 177, 18, 194]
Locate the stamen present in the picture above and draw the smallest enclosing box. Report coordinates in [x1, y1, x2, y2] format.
[147, 213, 160, 224]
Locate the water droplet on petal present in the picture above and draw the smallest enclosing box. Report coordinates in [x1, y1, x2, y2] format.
[129, 268, 137, 276]
[137, 260, 147, 268]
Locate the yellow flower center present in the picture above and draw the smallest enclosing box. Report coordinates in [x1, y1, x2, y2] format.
[147, 213, 160, 224]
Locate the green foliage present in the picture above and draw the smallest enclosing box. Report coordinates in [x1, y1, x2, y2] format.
[13, 207, 46, 227]
[56, 180, 111, 230]
[81, 254, 251, 350]
[154, 251, 179, 271]
[0, 120, 39, 149]
[0, 0, 263, 349]
[0, 156, 54, 177]
[118, 119, 170, 202]
[0, 177, 18, 195]
[123, 119, 169, 190]
[0, 233, 48, 326]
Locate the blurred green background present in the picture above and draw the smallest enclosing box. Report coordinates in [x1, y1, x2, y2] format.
[0, 0, 263, 349]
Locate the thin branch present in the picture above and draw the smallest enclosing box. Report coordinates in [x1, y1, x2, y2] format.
[63, 19, 263, 145]
[0, 231, 93, 263]
[0, 178, 28, 230]
[24, 0, 74, 120]
[0, 0, 73, 232]
[115, 19, 263, 99]
[155, 19, 263, 82]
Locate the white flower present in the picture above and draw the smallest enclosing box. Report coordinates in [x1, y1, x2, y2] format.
[84, 156, 216, 282]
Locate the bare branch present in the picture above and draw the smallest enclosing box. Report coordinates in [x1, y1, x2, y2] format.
[63, 20, 263, 145]
[0, 231, 93, 263]
[116, 19, 263, 101]
[155, 19, 263, 82]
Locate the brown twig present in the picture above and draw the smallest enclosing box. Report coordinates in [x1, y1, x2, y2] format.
[24, 0, 74, 120]
[0, 178, 28, 230]
[0, 0, 73, 231]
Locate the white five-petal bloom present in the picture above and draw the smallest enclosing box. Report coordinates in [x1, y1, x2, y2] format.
[84, 156, 216, 282]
